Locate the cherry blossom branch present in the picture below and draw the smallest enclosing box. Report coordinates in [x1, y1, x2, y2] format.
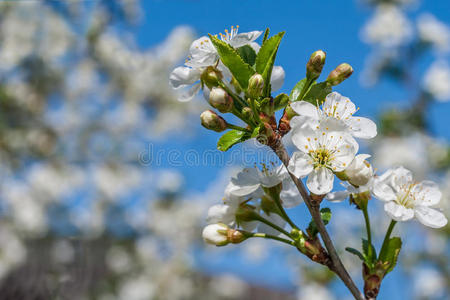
[270, 142, 365, 300]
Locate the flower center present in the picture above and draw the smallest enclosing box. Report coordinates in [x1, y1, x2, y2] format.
[395, 183, 416, 209]
[219, 25, 239, 43]
[310, 146, 334, 169]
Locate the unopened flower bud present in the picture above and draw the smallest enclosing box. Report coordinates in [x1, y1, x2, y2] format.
[344, 154, 373, 186]
[200, 110, 227, 132]
[326, 63, 353, 86]
[248, 74, 264, 98]
[201, 66, 223, 88]
[241, 107, 253, 119]
[306, 50, 326, 80]
[202, 223, 230, 246]
[209, 87, 233, 113]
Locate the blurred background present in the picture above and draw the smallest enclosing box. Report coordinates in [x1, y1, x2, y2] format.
[0, 0, 448, 299]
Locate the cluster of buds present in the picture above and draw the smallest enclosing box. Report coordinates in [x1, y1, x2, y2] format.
[202, 223, 247, 246]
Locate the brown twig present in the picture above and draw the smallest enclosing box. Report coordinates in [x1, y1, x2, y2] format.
[270, 142, 365, 300]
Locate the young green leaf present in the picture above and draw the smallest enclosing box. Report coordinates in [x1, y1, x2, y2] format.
[289, 78, 309, 101]
[307, 207, 332, 236]
[251, 126, 261, 138]
[208, 34, 255, 90]
[217, 129, 250, 152]
[378, 237, 402, 274]
[255, 31, 285, 96]
[345, 247, 365, 261]
[262, 28, 270, 44]
[273, 93, 290, 111]
[303, 82, 332, 104]
[237, 45, 257, 66]
[362, 239, 377, 265]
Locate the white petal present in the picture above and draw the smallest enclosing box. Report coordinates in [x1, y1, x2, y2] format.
[373, 170, 397, 201]
[229, 168, 261, 197]
[412, 180, 442, 207]
[323, 92, 356, 119]
[206, 204, 235, 226]
[280, 178, 303, 208]
[391, 166, 413, 190]
[259, 164, 288, 187]
[249, 42, 261, 53]
[347, 117, 377, 139]
[288, 151, 313, 178]
[290, 125, 318, 153]
[414, 206, 448, 228]
[307, 167, 334, 195]
[326, 190, 350, 202]
[229, 31, 262, 48]
[169, 67, 201, 89]
[270, 66, 285, 92]
[384, 202, 414, 222]
[290, 101, 319, 120]
[178, 83, 201, 102]
[290, 115, 319, 130]
[186, 36, 218, 67]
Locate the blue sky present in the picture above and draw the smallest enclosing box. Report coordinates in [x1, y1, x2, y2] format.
[130, 0, 449, 298]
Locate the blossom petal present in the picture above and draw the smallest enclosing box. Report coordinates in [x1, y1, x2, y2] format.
[412, 180, 442, 207]
[391, 166, 413, 189]
[178, 83, 201, 102]
[373, 171, 397, 202]
[229, 31, 262, 48]
[186, 36, 218, 67]
[347, 116, 377, 139]
[229, 168, 261, 197]
[206, 204, 235, 226]
[307, 167, 334, 195]
[169, 66, 201, 89]
[326, 190, 350, 202]
[288, 151, 313, 178]
[384, 202, 414, 222]
[290, 101, 319, 120]
[414, 206, 448, 228]
[280, 178, 303, 208]
[290, 115, 319, 130]
[329, 132, 359, 172]
[291, 126, 318, 153]
[270, 66, 285, 92]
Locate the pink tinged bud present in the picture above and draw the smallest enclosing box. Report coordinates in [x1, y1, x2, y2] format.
[201, 66, 223, 89]
[248, 74, 264, 98]
[200, 110, 227, 132]
[209, 87, 233, 113]
[344, 154, 373, 186]
[326, 63, 353, 86]
[306, 50, 326, 80]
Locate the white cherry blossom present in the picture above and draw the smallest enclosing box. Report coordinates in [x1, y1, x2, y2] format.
[423, 60, 450, 102]
[290, 92, 377, 139]
[373, 166, 448, 228]
[417, 13, 450, 54]
[202, 223, 229, 246]
[289, 119, 359, 195]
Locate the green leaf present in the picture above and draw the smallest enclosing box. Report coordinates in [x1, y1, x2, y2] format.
[307, 207, 332, 236]
[237, 45, 257, 66]
[303, 82, 332, 105]
[217, 130, 250, 152]
[255, 31, 285, 96]
[289, 78, 309, 102]
[274, 93, 290, 111]
[209, 34, 255, 90]
[362, 239, 377, 265]
[378, 237, 402, 274]
[262, 28, 270, 44]
[345, 247, 365, 261]
[251, 126, 261, 138]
